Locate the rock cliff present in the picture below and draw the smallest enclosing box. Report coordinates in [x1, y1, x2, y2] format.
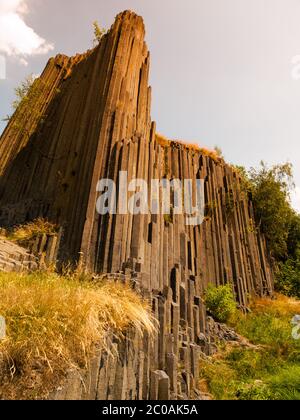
[0, 11, 273, 400]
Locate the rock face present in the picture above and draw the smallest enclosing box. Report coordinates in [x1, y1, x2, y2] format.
[0, 239, 38, 272]
[0, 11, 274, 400]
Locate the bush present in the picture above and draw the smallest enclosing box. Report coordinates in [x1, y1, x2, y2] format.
[7, 218, 58, 247]
[93, 21, 106, 45]
[276, 258, 300, 299]
[205, 284, 237, 323]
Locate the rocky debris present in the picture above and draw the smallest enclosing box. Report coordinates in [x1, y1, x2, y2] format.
[0, 231, 61, 273]
[206, 316, 260, 350]
[0, 239, 38, 272]
[207, 316, 240, 342]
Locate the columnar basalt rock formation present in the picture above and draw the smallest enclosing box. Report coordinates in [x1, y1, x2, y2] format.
[0, 11, 273, 400]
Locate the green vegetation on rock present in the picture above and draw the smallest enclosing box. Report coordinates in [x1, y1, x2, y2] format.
[93, 21, 106, 45]
[199, 295, 300, 400]
[235, 162, 300, 298]
[205, 284, 237, 323]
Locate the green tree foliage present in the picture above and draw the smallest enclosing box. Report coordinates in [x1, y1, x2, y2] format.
[276, 212, 300, 298]
[234, 165, 253, 195]
[235, 161, 300, 298]
[276, 258, 300, 298]
[287, 213, 300, 259]
[205, 284, 237, 323]
[248, 162, 294, 260]
[93, 21, 106, 45]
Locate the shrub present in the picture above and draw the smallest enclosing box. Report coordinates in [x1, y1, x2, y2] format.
[5, 75, 43, 123]
[8, 218, 58, 246]
[93, 21, 106, 45]
[205, 284, 237, 323]
[276, 258, 300, 299]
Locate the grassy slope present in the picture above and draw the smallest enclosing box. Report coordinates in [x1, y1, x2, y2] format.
[0, 271, 154, 400]
[199, 295, 300, 400]
[0, 218, 58, 246]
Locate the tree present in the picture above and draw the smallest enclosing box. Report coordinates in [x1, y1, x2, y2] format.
[2, 74, 37, 122]
[287, 212, 300, 259]
[233, 165, 253, 196]
[12, 74, 37, 111]
[249, 162, 294, 260]
[235, 161, 300, 298]
[2, 74, 46, 141]
[93, 21, 106, 46]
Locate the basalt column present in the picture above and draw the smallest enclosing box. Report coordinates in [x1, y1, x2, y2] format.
[0, 11, 152, 267]
[0, 10, 273, 300]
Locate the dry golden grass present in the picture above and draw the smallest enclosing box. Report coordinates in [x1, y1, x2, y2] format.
[155, 133, 224, 163]
[8, 219, 58, 246]
[250, 293, 300, 318]
[0, 228, 7, 240]
[198, 147, 223, 163]
[156, 133, 171, 148]
[0, 271, 155, 399]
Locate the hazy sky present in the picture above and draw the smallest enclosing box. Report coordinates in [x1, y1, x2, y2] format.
[0, 0, 299, 211]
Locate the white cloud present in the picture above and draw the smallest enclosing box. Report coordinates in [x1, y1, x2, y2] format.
[291, 186, 300, 214]
[0, 0, 53, 65]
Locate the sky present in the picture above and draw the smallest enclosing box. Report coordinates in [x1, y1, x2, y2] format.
[0, 0, 299, 212]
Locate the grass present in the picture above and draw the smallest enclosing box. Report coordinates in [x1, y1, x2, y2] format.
[0, 271, 155, 400]
[199, 294, 300, 400]
[0, 219, 59, 248]
[155, 133, 224, 163]
[9, 219, 58, 245]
